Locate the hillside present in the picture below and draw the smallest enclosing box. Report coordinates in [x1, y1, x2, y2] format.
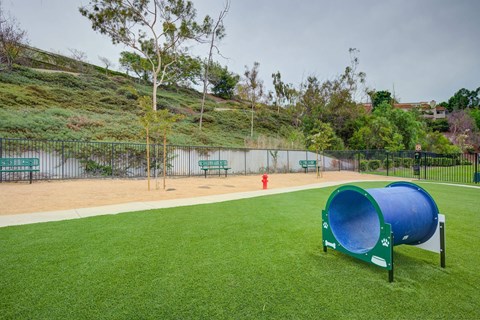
[0, 48, 300, 148]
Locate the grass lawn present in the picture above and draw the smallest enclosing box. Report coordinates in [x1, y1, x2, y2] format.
[364, 165, 479, 185]
[1, 182, 479, 319]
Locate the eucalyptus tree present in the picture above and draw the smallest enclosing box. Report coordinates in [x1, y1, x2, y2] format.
[80, 0, 211, 111]
[240, 62, 264, 137]
[80, 0, 211, 190]
[199, 0, 230, 130]
[271, 71, 296, 114]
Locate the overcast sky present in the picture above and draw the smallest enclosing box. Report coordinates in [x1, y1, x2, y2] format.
[2, 0, 479, 103]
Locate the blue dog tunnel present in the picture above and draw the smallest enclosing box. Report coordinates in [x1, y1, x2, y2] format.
[326, 182, 439, 254]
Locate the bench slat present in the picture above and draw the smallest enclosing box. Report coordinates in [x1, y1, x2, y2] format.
[0, 169, 40, 172]
[0, 157, 40, 167]
[198, 160, 230, 178]
[299, 160, 317, 167]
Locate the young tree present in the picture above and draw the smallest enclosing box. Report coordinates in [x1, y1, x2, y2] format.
[80, 0, 211, 111]
[240, 62, 264, 137]
[98, 56, 113, 75]
[199, 0, 229, 130]
[139, 95, 182, 190]
[138, 95, 155, 191]
[345, 48, 366, 101]
[308, 121, 334, 178]
[0, 3, 28, 69]
[152, 108, 183, 190]
[272, 71, 285, 113]
[271, 71, 297, 114]
[119, 51, 151, 82]
[68, 48, 89, 72]
[208, 62, 239, 99]
[81, 0, 210, 190]
[369, 90, 393, 110]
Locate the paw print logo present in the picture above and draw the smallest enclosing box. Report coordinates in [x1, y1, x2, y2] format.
[381, 238, 390, 247]
[323, 222, 328, 229]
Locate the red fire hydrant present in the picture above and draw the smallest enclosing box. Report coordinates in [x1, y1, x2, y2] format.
[262, 173, 268, 189]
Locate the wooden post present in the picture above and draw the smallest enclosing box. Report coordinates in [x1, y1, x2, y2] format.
[163, 132, 167, 190]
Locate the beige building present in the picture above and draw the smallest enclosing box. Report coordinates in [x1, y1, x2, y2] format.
[363, 100, 447, 121]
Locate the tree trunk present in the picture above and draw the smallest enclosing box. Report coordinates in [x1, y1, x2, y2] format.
[146, 127, 151, 191]
[199, 39, 214, 131]
[152, 73, 158, 111]
[163, 131, 167, 190]
[155, 142, 159, 190]
[250, 100, 255, 137]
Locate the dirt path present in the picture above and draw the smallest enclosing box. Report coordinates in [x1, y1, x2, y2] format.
[0, 172, 406, 215]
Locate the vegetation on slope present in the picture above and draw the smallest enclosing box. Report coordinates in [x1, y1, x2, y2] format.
[0, 65, 299, 148]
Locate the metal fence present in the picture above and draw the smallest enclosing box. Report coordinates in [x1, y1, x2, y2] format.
[0, 138, 353, 182]
[1, 138, 478, 184]
[358, 150, 480, 184]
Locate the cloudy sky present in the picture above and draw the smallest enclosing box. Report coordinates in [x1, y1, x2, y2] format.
[3, 0, 479, 103]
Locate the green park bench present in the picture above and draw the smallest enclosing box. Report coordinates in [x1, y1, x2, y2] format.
[0, 157, 40, 184]
[299, 160, 319, 173]
[198, 160, 231, 178]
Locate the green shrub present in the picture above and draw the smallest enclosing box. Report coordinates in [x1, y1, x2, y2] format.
[402, 158, 413, 167]
[359, 160, 368, 171]
[82, 159, 113, 176]
[368, 160, 381, 171]
[393, 158, 403, 167]
[116, 87, 138, 100]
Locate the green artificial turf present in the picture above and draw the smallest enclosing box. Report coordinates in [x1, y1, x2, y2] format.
[1, 182, 479, 319]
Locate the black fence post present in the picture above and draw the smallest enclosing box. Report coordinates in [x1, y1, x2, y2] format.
[267, 150, 270, 174]
[188, 146, 191, 177]
[61, 141, 65, 179]
[475, 153, 479, 184]
[386, 152, 389, 176]
[111, 143, 115, 178]
[423, 152, 427, 180]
